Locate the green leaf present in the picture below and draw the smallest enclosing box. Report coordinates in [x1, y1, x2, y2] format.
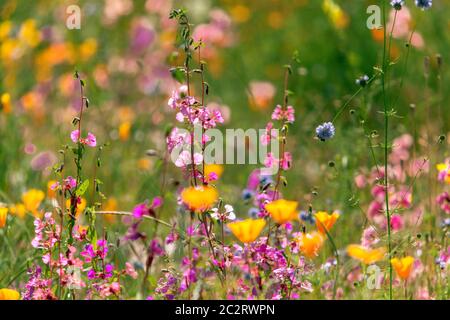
[75, 179, 90, 196]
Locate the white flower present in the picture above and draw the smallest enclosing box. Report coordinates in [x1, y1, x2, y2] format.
[210, 204, 236, 221]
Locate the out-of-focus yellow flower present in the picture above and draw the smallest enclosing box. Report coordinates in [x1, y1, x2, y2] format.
[79, 38, 97, 61]
[0, 21, 13, 40]
[118, 107, 135, 123]
[19, 19, 41, 48]
[204, 164, 224, 179]
[391, 256, 415, 280]
[22, 189, 45, 218]
[9, 203, 26, 219]
[437, 163, 450, 184]
[47, 180, 57, 199]
[66, 198, 87, 219]
[265, 199, 298, 225]
[1, 38, 21, 61]
[322, 0, 349, 29]
[35, 43, 74, 81]
[118, 121, 132, 141]
[77, 225, 88, 234]
[295, 231, 324, 258]
[0, 207, 8, 228]
[1, 93, 12, 113]
[230, 5, 251, 23]
[21, 91, 40, 112]
[315, 211, 340, 234]
[347, 244, 386, 265]
[227, 218, 266, 243]
[267, 11, 284, 29]
[103, 197, 118, 223]
[0, 288, 20, 300]
[181, 186, 218, 213]
[137, 158, 152, 170]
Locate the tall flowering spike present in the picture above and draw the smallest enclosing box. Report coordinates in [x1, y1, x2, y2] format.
[181, 185, 218, 213]
[265, 199, 298, 225]
[295, 231, 324, 258]
[315, 122, 335, 141]
[0, 288, 20, 300]
[391, 256, 415, 280]
[415, 0, 432, 10]
[346, 244, 386, 265]
[314, 211, 340, 234]
[227, 218, 266, 243]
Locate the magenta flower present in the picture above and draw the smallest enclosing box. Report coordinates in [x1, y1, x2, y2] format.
[70, 130, 97, 147]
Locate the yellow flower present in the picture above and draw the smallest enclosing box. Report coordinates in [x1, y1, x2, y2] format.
[227, 219, 266, 243]
[66, 198, 87, 219]
[230, 5, 251, 23]
[79, 38, 97, 61]
[22, 189, 45, 218]
[9, 203, 26, 219]
[47, 180, 57, 199]
[295, 231, 324, 258]
[0, 288, 20, 300]
[181, 186, 218, 213]
[347, 244, 386, 265]
[204, 164, 224, 179]
[103, 197, 118, 223]
[391, 256, 415, 280]
[19, 19, 41, 48]
[315, 211, 340, 234]
[322, 0, 349, 29]
[0, 207, 8, 228]
[0, 21, 12, 40]
[137, 158, 152, 170]
[118, 121, 132, 141]
[265, 199, 298, 225]
[1, 93, 12, 113]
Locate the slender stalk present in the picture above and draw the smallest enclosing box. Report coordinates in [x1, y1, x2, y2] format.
[381, 0, 393, 300]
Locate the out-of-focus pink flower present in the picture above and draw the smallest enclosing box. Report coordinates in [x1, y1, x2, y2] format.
[354, 174, 367, 189]
[248, 81, 276, 110]
[390, 214, 404, 231]
[30, 151, 57, 171]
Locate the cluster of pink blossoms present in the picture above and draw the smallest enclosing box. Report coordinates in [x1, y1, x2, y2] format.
[25, 212, 138, 299]
[355, 134, 428, 232]
[166, 85, 224, 174]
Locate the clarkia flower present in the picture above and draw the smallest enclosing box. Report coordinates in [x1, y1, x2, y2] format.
[391, 256, 415, 280]
[265, 199, 298, 225]
[70, 129, 97, 147]
[346, 244, 386, 264]
[315, 122, 335, 141]
[181, 186, 218, 213]
[227, 218, 266, 243]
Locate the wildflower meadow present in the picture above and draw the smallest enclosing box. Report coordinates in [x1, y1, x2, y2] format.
[0, 0, 449, 304]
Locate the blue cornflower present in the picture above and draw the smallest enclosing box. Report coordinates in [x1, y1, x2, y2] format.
[248, 207, 259, 218]
[241, 189, 254, 200]
[300, 211, 315, 225]
[390, 0, 404, 10]
[315, 122, 335, 141]
[415, 0, 432, 10]
[355, 74, 370, 87]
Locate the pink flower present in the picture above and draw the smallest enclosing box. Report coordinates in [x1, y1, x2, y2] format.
[390, 214, 404, 231]
[70, 130, 97, 147]
[271, 105, 295, 123]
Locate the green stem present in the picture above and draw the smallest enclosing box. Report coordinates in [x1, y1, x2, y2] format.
[381, 0, 393, 300]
